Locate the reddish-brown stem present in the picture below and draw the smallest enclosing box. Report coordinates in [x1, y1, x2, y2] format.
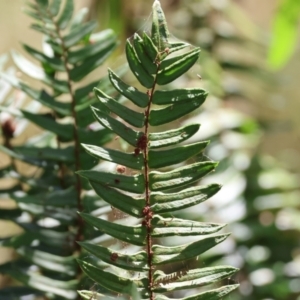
[143, 47, 170, 298]
[143, 75, 158, 300]
[143, 47, 170, 299]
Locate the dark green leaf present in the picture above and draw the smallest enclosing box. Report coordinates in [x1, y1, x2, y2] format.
[74, 80, 100, 106]
[0, 208, 23, 220]
[23, 44, 65, 71]
[44, 39, 63, 54]
[44, 76, 69, 93]
[94, 88, 145, 127]
[168, 41, 191, 54]
[18, 224, 73, 249]
[149, 97, 205, 126]
[133, 33, 157, 74]
[79, 242, 148, 271]
[142, 32, 159, 61]
[89, 181, 144, 217]
[70, 43, 116, 81]
[91, 106, 143, 147]
[78, 260, 147, 296]
[151, 215, 224, 237]
[14, 203, 76, 224]
[81, 144, 143, 170]
[148, 141, 209, 168]
[159, 48, 199, 71]
[80, 213, 147, 246]
[0, 286, 41, 299]
[152, 0, 170, 52]
[31, 23, 55, 36]
[22, 86, 71, 116]
[157, 48, 200, 85]
[108, 69, 149, 108]
[0, 145, 50, 167]
[80, 150, 98, 170]
[77, 105, 100, 127]
[11, 187, 77, 207]
[18, 272, 77, 299]
[78, 127, 113, 145]
[0, 73, 71, 116]
[149, 124, 200, 148]
[0, 232, 36, 248]
[151, 184, 221, 214]
[149, 161, 218, 191]
[126, 40, 154, 88]
[152, 234, 230, 265]
[0, 262, 78, 299]
[153, 266, 238, 293]
[17, 247, 77, 276]
[68, 29, 117, 64]
[14, 146, 74, 163]
[153, 88, 208, 105]
[181, 284, 239, 300]
[21, 110, 73, 142]
[77, 170, 145, 194]
[82, 193, 107, 212]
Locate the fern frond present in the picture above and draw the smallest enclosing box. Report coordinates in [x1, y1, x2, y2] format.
[78, 1, 238, 299]
[0, 0, 117, 298]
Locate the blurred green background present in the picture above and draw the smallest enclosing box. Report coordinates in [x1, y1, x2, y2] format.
[0, 0, 299, 299]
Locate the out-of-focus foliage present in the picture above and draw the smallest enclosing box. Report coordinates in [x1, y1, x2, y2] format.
[0, 0, 118, 298]
[188, 108, 300, 300]
[166, 1, 300, 299]
[268, 0, 300, 69]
